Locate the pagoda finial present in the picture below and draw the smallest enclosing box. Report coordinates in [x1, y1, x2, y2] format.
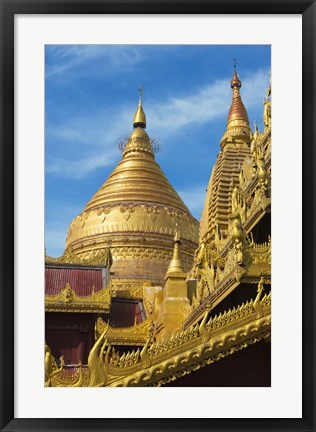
[133, 85, 146, 128]
[231, 60, 242, 93]
[166, 230, 184, 275]
[139, 85, 142, 103]
[123, 86, 154, 159]
[220, 62, 251, 147]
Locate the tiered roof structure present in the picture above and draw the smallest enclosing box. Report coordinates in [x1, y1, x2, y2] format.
[45, 67, 271, 387]
[200, 67, 252, 242]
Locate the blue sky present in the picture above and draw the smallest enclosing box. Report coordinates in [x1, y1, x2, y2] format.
[45, 45, 271, 257]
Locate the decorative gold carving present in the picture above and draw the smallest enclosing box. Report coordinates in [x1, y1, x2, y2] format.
[45, 344, 65, 387]
[113, 293, 270, 386]
[257, 155, 271, 193]
[240, 156, 253, 190]
[140, 322, 154, 368]
[247, 187, 269, 220]
[263, 76, 271, 132]
[111, 246, 171, 260]
[191, 242, 216, 302]
[46, 247, 110, 266]
[246, 119, 271, 198]
[61, 283, 73, 302]
[109, 347, 141, 368]
[231, 185, 247, 223]
[45, 345, 86, 388]
[48, 292, 270, 387]
[229, 213, 248, 266]
[253, 277, 265, 318]
[45, 282, 111, 313]
[111, 280, 144, 298]
[183, 301, 193, 319]
[86, 328, 110, 387]
[97, 207, 112, 222]
[119, 204, 136, 214]
[142, 284, 163, 317]
[95, 317, 151, 345]
[247, 237, 271, 277]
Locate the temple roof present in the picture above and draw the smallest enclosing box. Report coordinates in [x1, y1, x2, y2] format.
[45, 264, 106, 296]
[45, 263, 110, 313]
[47, 290, 271, 387]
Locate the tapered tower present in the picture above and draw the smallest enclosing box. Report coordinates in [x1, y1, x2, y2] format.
[200, 66, 252, 242]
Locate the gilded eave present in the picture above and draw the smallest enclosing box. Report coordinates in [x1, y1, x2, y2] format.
[95, 317, 151, 346]
[46, 290, 271, 387]
[45, 284, 111, 313]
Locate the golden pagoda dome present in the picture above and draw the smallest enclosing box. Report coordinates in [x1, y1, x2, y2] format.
[64, 89, 199, 285]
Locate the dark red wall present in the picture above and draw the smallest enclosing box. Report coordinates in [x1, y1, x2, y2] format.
[45, 312, 96, 365]
[109, 299, 144, 327]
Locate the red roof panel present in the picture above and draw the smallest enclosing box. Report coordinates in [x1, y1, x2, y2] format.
[109, 300, 143, 328]
[45, 265, 104, 296]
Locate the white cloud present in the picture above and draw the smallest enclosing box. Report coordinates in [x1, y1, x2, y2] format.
[46, 151, 119, 179]
[46, 68, 269, 179]
[46, 109, 130, 178]
[46, 45, 143, 79]
[147, 68, 269, 136]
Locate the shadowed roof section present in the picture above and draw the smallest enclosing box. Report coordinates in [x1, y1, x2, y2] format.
[109, 299, 144, 328]
[45, 264, 107, 296]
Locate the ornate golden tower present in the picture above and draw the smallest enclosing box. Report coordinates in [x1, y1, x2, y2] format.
[63, 89, 199, 287]
[199, 66, 252, 243]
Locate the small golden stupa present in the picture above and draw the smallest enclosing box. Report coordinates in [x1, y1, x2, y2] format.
[63, 87, 199, 286]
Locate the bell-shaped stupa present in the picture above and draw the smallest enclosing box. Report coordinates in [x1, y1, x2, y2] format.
[64, 88, 199, 285]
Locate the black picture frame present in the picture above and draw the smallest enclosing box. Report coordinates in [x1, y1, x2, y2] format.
[0, 1, 315, 431]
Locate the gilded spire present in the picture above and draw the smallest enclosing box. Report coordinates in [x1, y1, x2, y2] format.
[230, 58, 241, 92]
[221, 61, 251, 147]
[227, 63, 249, 125]
[123, 87, 154, 159]
[166, 231, 184, 275]
[133, 85, 146, 128]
